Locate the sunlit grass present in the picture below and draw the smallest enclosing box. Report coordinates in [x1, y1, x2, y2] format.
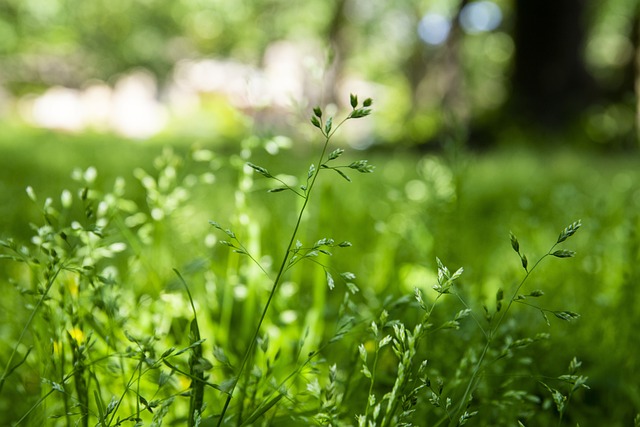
[0, 119, 639, 425]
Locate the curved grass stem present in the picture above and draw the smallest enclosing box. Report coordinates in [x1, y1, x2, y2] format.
[448, 244, 560, 426]
[0, 261, 63, 395]
[217, 131, 336, 426]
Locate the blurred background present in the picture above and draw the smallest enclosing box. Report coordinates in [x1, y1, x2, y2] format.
[0, 0, 638, 148]
[1, 0, 640, 425]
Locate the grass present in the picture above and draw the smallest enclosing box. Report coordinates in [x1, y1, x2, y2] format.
[0, 106, 639, 426]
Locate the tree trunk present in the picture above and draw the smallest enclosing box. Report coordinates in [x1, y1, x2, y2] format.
[509, 0, 596, 130]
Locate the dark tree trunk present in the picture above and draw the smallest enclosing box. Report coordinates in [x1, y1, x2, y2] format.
[509, 0, 597, 130]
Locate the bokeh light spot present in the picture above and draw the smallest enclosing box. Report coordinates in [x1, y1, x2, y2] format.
[460, 1, 502, 34]
[418, 13, 451, 45]
[405, 180, 428, 202]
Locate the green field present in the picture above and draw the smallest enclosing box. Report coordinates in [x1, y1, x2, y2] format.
[1, 120, 639, 426]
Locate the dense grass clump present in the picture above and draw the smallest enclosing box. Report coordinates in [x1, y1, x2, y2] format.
[1, 98, 639, 426]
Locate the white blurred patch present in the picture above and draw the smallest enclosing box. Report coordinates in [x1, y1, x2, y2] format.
[21, 71, 167, 139]
[110, 71, 168, 139]
[31, 86, 84, 132]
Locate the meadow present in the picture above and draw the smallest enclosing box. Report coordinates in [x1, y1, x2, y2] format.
[0, 103, 639, 426]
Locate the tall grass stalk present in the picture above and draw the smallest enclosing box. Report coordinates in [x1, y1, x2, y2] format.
[174, 269, 206, 427]
[445, 220, 583, 426]
[216, 96, 373, 425]
[0, 247, 63, 394]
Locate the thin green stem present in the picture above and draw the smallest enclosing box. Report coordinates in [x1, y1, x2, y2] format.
[270, 176, 305, 198]
[217, 131, 335, 426]
[229, 237, 271, 279]
[364, 343, 380, 419]
[448, 245, 558, 426]
[14, 388, 56, 425]
[0, 261, 63, 395]
[452, 292, 488, 339]
[106, 356, 144, 427]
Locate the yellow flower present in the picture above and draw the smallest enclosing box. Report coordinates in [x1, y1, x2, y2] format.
[62, 271, 79, 297]
[52, 340, 63, 356]
[68, 327, 84, 343]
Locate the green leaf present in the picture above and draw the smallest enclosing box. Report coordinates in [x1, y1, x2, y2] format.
[124, 330, 139, 344]
[315, 238, 334, 247]
[551, 389, 566, 413]
[542, 311, 550, 326]
[174, 339, 206, 356]
[239, 393, 285, 426]
[313, 106, 322, 118]
[193, 357, 213, 372]
[26, 186, 37, 202]
[350, 93, 358, 108]
[332, 168, 352, 182]
[415, 288, 427, 310]
[324, 117, 333, 134]
[454, 308, 472, 321]
[327, 148, 344, 161]
[433, 283, 451, 294]
[496, 288, 504, 302]
[247, 162, 272, 178]
[459, 411, 478, 426]
[308, 163, 316, 179]
[510, 231, 520, 253]
[557, 220, 582, 243]
[326, 270, 335, 290]
[311, 115, 321, 129]
[572, 375, 590, 391]
[509, 337, 534, 349]
[213, 346, 230, 366]
[349, 108, 372, 119]
[268, 187, 288, 193]
[451, 267, 464, 281]
[348, 160, 375, 173]
[358, 343, 367, 363]
[346, 282, 360, 294]
[552, 249, 576, 258]
[521, 253, 528, 271]
[553, 311, 580, 321]
[441, 320, 460, 329]
[95, 391, 105, 423]
[161, 347, 176, 358]
[568, 357, 582, 373]
[340, 272, 356, 281]
[363, 98, 373, 107]
[361, 364, 372, 379]
[105, 396, 118, 416]
[2, 346, 32, 382]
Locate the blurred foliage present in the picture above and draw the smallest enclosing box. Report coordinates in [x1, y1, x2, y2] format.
[0, 131, 639, 424]
[0, 0, 638, 147]
[0, 0, 333, 88]
[0, 1, 639, 423]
